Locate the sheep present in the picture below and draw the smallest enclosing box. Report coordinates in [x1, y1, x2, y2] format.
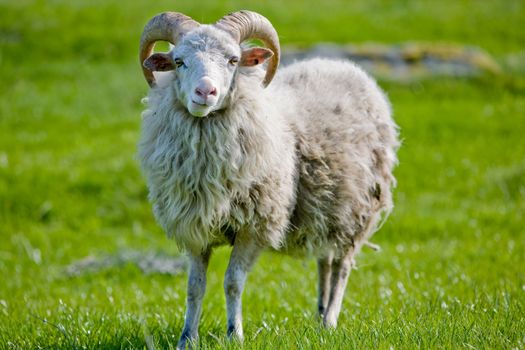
[138, 10, 399, 348]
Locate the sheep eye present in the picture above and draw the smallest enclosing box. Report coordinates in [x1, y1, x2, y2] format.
[229, 57, 239, 65]
[174, 58, 185, 68]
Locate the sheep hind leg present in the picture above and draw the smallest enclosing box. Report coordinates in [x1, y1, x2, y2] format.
[176, 249, 211, 350]
[317, 252, 333, 320]
[224, 234, 262, 342]
[322, 246, 355, 328]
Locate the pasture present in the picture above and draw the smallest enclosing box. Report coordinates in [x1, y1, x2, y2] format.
[1, 0, 524, 348]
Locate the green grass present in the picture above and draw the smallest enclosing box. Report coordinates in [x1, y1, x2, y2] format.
[1, 0, 524, 348]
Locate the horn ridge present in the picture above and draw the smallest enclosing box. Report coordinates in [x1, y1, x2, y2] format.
[215, 10, 280, 87]
[139, 12, 200, 87]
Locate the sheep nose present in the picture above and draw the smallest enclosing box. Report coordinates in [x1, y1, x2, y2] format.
[194, 77, 218, 99]
[195, 86, 217, 97]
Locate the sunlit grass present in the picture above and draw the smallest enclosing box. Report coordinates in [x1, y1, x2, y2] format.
[1, 0, 524, 348]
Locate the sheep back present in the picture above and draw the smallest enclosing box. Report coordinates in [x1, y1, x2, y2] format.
[270, 58, 399, 256]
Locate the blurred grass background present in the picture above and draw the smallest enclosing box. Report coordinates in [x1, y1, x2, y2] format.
[1, 0, 524, 348]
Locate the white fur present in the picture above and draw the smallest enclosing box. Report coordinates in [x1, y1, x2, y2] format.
[138, 21, 399, 348]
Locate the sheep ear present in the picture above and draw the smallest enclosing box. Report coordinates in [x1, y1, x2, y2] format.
[240, 48, 273, 67]
[143, 53, 175, 71]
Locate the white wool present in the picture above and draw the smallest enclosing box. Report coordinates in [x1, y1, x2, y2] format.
[137, 14, 400, 341]
[139, 30, 399, 257]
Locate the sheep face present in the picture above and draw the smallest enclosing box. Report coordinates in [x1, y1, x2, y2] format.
[143, 26, 274, 117]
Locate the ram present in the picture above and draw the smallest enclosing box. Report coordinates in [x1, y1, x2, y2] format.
[138, 10, 399, 348]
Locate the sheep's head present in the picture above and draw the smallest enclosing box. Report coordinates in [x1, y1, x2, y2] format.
[139, 11, 280, 117]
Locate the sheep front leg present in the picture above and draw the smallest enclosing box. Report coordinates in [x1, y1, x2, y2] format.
[317, 252, 333, 319]
[177, 249, 211, 350]
[224, 235, 262, 341]
[323, 247, 355, 328]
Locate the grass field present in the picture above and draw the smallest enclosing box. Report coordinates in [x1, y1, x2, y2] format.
[1, 0, 524, 348]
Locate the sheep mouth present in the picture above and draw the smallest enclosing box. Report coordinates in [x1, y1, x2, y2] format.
[188, 101, 214, 117]
[191, 100, 211, 107]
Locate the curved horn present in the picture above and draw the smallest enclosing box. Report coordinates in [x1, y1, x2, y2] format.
[215, 10, 280, 87]
[139, 12, 200, 87]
